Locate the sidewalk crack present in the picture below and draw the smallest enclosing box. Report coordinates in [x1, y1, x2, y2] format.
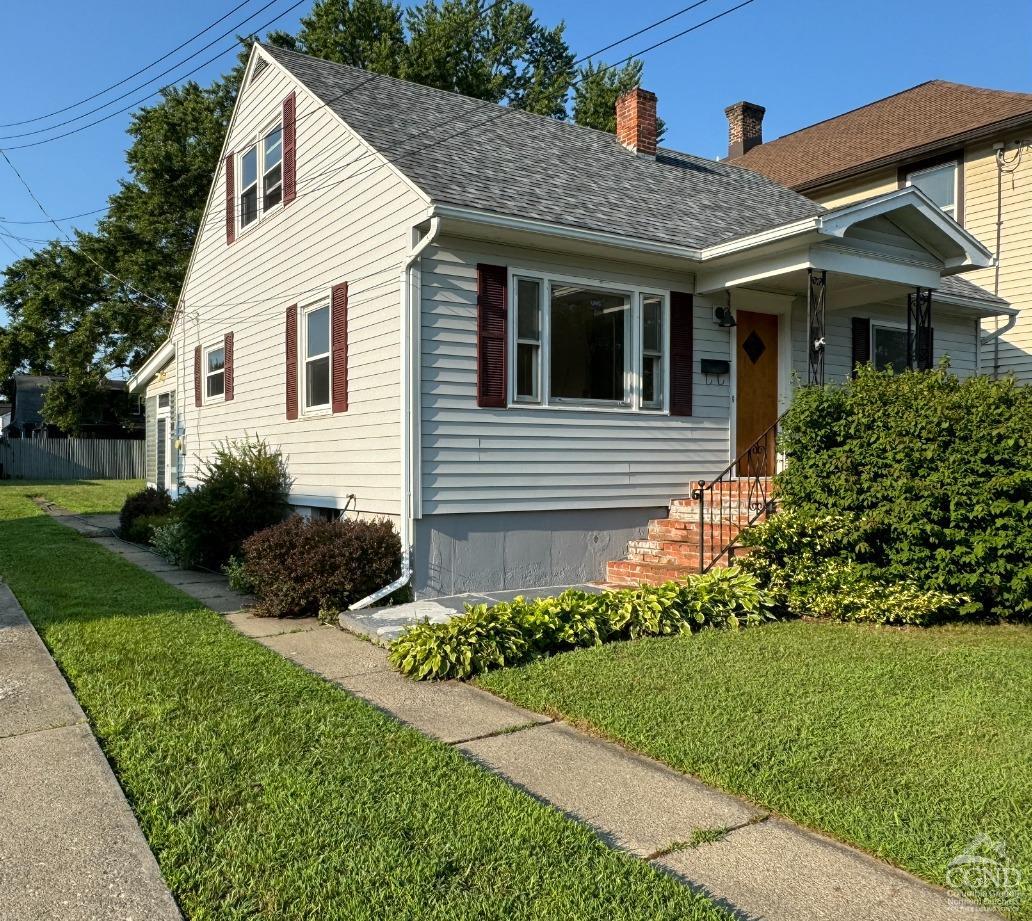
[448, 718, 554, 747]
[646, 813, 771, 860]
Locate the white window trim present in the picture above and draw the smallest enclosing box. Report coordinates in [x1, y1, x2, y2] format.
[237, 117, 284, 236]
[203, 342, 226, 404]
[906, 161, 958, 220]
[300, 299, 332, 416]
[871, 320, 910, 372]
[506, 267, 670, 414]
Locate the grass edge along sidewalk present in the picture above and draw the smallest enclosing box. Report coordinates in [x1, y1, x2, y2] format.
[0, 485, 729, 921]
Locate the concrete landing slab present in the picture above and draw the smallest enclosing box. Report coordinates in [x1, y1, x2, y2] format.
[0, 724, 182, 921]
[224, 611, 319, 638]
[260, 628, 388, 680]
[340, 593, 493, 645]
[656, 817, 999, 921]
[459, 721, 763, 858]
[336, 671, 550, 744]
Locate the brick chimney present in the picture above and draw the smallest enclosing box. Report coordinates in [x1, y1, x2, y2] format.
[724, 101, 765, 157]
[616, 88, 657, 157]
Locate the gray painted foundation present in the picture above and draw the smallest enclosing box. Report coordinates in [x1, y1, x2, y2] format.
[413, 506, 662, 599]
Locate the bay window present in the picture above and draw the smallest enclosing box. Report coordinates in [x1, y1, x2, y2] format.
[509, 272, 667, 411]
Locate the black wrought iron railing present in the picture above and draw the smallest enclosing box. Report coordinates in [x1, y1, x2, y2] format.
[690, 413, 783, 573]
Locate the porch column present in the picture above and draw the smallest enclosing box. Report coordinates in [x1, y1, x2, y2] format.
[907, 287, 933, 370]
[807, 268, 827, 386]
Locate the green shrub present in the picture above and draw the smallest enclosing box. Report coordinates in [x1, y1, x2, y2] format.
[741, 512, 968, 625]
[151, 520, 191, 566]
[118, 487, 172, 539]
[121, 512, 174, 545]
[771, 367, 1032, 619]
[241, 515, 400, 618]
[389, 568, 775, 680]
[174, 437, 292, 570]
[223, 555, 256, 595]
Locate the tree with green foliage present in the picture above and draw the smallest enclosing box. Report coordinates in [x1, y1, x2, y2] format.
[1, 0, 660, 432]
[573, 58, 664, 139]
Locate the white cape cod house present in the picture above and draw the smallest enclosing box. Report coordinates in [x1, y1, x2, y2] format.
[130, 43, 1013, 600]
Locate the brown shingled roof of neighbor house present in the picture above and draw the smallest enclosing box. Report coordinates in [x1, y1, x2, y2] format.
[731, 80, 1032, 190]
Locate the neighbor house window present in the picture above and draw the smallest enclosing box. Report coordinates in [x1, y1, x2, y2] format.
[240, 146, 259, 228]
[907, 161, 957, 219]
[872, 324, 909, 371]
[205, 345, 226, 399]
[263, 125, 283, 211]
[550, 284, 630, 404]
[303, 304, 331, 410]
[641, 294, 664, 409]
[514, 277, 542, 402]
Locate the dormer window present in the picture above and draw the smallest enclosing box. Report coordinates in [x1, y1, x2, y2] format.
[238, 121, 283, 232]
[240, 146, 259, 228]
[263, 125, 283, 210]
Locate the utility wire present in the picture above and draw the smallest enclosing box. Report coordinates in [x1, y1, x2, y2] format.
[0, 0, 261, 129]
[0, 0, 296, 142]
[0, 0, 308, 151]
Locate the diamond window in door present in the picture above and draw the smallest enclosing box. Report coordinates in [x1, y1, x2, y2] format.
[742, 330, 766, 364]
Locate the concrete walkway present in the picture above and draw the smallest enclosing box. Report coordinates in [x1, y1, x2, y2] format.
[0, 584, 181, 921]
[46, 509, 1001, 921]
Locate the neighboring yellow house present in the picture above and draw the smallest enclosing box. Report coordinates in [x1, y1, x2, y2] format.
[726, 81, 1032, 379]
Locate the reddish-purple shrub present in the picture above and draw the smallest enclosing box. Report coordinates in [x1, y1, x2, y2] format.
[241, 515, 400, 618]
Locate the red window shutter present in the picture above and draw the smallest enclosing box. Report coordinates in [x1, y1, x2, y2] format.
[669, 291, 694, 417]
[194, 345, 203, 407]
[851, 317, 871, 376]
[476, 264, 507, 408]
[224, 332, 234, 401]
[286, 305, 298, 420]
[282, 92, 297, 206]
[224, 152, 235, 245]
[331, 282, 349, 413]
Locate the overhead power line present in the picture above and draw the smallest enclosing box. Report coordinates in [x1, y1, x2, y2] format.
[0, 0, 260, 129]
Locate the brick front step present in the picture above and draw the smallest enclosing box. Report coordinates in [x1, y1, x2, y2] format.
[647, 519, 745, 544]
[605, 559, 699, 586]
[627, 539, 702, 566]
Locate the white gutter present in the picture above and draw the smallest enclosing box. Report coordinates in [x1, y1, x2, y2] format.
[981, 310, 1018, 347]
[350, 214, 441, 610]
[127, 338, 175, 394]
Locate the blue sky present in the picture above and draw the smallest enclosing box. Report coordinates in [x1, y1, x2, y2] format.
[1, 0, 1030, 278]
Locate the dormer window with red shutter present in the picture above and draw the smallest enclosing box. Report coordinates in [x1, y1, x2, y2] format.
[483, 266, 691, 415]
[231, 91, 296, 239]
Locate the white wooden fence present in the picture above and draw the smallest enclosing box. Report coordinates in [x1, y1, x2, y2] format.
[0, 437, 144, 480]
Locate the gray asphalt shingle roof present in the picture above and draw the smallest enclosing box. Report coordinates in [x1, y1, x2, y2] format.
[936, 273, 1009, 307]
[261, 44, 823, 250]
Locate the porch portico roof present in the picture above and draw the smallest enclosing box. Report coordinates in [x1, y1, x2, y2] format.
[695, 188, 1006, 315]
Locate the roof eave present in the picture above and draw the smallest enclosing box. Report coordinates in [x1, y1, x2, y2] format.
[127, 339, 175, 395]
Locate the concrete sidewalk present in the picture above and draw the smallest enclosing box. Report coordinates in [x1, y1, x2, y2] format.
[44, 509, 1002, 921]
[0, 584, 181, 921]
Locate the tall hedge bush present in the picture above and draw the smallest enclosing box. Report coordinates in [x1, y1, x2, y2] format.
[773, 367, 1031, 619]
[174, 437, 292, 569]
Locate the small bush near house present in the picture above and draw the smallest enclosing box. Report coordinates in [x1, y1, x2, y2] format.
[765, 367, 1032, 620]
[121, 512, 174, 546]
[223, 555, 257, 595]
[241, 515, 400, 618]
[151, 519, 191, 567]
[118, 487, 172, 540]
[741, 512, 967, 625]
[174, 437, 292, 570]
[389, 567, 775, 680]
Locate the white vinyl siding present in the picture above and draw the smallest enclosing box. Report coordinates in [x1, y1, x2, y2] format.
[169, 50, 428, 517]
[791, 301, 981, 381]
[418, 236, 731, 516]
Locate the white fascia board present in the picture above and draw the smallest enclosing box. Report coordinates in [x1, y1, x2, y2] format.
[817, 186, 994, 268]
[127, 339, 175, 394]
[933, 293, 1017, 317]
[433, 204, 705, 263]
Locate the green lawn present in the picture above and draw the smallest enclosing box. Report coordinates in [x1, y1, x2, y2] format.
[0, 484, 726, 921]
[16, 477, 143, 514]
[478, 621, 1032, 915]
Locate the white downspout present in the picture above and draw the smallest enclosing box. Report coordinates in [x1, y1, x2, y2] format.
[350, 214, 441, 610]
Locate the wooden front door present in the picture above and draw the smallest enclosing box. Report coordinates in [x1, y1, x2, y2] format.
[735, 310, 779, 476]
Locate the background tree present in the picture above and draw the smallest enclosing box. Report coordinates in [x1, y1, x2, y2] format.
[1, 0, 662, 432]
[573, 58, 665, 139]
